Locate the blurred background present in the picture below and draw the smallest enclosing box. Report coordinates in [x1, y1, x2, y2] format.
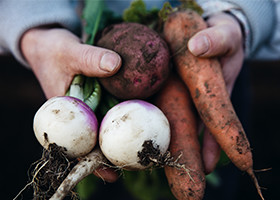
[0, 55, 277, 200]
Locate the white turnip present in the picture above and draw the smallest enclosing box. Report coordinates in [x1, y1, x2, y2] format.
[99, 99, 171, 170]
[50, 100, 172, 199]
[33, 96, 98, 158]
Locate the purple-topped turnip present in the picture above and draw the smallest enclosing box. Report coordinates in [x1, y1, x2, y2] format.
[33, 96, 98, 158]
[99, 99, 171, 170]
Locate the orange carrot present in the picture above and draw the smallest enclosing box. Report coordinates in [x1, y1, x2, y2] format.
[163, 10, 263, 199]
[155, 73, 205, 200]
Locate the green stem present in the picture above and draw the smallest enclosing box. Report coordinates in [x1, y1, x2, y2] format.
[66, 75, 102, 112]
[68, 75, 85, 100]
[97, 92, 119, 117]
[84, 79, 101, 112]
[83, 77, 95, 100]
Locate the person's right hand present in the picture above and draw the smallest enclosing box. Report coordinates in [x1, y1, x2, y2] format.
[21, 27, 121, 99]
[187, 13, 245, 174]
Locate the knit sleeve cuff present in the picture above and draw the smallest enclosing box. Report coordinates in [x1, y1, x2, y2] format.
[197, 0, 275, 57]
[0, 0, 81, 67]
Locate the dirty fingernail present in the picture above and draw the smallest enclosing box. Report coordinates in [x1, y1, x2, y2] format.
[188, 35, 209, 56]
[100, 52, 121, 72]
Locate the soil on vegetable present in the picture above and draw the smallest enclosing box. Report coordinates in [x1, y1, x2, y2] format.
[138, 140, 170, 167]
[137, 140, 189, 171]
[19, 143, 78, 200]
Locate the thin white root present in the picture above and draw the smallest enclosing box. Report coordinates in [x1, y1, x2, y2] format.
[50, 148, 106, 200]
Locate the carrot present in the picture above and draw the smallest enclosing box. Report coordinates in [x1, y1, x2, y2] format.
[154, 73, 205, 200]
[163, 10, 264, 199]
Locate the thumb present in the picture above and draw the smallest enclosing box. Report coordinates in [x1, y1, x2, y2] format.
[70, 43, 122, 77]
[188, 26, 234, 57]
[188, 14, 242, 58]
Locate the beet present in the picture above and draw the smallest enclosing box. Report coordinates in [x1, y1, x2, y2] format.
[97, 22, 170, 99]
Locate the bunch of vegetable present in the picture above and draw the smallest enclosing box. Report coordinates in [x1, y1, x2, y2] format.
[162, 7, 263, 200]
[16, 1, 173, 199]
[16, 1, 265, 200]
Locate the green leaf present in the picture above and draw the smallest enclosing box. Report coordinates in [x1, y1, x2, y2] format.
[158, 0, 204, 23]
[206, 171, 221, 188]
[123, 0, 147, 23]
[123, 169, 175, 200]
[75, 174, 99, 200]
[217, 149, 231, 167]
[96, 91, 119, 117]
[82, 0, 105, 44]
[158, 2, 174, 22]
[122, 0, 159, 28]
[179, 0, 204, 15]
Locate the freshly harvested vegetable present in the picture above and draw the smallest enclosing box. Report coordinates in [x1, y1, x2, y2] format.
[50, 99, 172, 199]
[99, 99, 171, 170]
[163, 9, 263, 199]
[33, 96, 98, 158]
[14, 76, 103, 199]
[97, 22, 170, 99]
[155, 73, 205, 200]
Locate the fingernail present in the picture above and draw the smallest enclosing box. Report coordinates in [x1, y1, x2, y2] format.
[100, 52, 121, 72]
[188, 35, 209, 56]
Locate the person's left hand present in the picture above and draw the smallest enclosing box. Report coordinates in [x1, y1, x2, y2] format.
[187, 13, 245, 174]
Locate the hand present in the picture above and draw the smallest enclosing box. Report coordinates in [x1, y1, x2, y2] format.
[21, 27, 121, 182]
[21, 28, 121, 99]
[187, 13, 245, 174]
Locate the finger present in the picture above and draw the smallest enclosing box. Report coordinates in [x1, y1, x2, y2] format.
[202, 129, 221, 174]
[220, 45, 244, 95]
[188, 15, 242, 57]
[92, 166, 119, 183]
[188, 26, 237, 57]
[67, 43, 122, 78]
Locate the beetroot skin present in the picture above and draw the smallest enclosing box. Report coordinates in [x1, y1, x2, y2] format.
[97, 22, 170, 99]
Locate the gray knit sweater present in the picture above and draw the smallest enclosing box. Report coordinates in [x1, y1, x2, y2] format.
[197, 0, 277, 60]
[0, 0, 277, 66]
[0, 0, 81, 66]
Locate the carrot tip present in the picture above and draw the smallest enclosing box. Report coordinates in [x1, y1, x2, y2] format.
[247, 168, 265, 200]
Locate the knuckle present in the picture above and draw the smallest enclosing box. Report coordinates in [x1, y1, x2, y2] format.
[80, 47, 98, 73]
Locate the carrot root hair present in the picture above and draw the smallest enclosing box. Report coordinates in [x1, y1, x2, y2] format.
[247, 168, 265, 200]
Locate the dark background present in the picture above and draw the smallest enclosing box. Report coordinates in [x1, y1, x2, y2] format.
[0, 55, 277, 200]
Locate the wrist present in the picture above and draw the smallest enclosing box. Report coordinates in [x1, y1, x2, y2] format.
[21, 25, 62, 64]
[225, 9, 250, 57]
[20, 28, 41, 69]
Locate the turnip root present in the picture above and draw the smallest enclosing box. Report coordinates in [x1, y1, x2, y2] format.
[97, 22, 170, 99]
[33, 96, 98, 158]
[50, 148, 106, 200]
[99, 100, 171, 170]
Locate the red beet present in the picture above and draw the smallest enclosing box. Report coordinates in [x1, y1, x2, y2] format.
[97, 22, 170, 99]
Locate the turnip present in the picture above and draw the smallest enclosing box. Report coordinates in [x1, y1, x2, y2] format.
[33, 96, 98, 158]
[27, 95, 100, 199]
[33, 75, 101, 159]
[13, 76, 104, 200]
[99, 99, 171, 170]
[50, 100, 175, 199]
